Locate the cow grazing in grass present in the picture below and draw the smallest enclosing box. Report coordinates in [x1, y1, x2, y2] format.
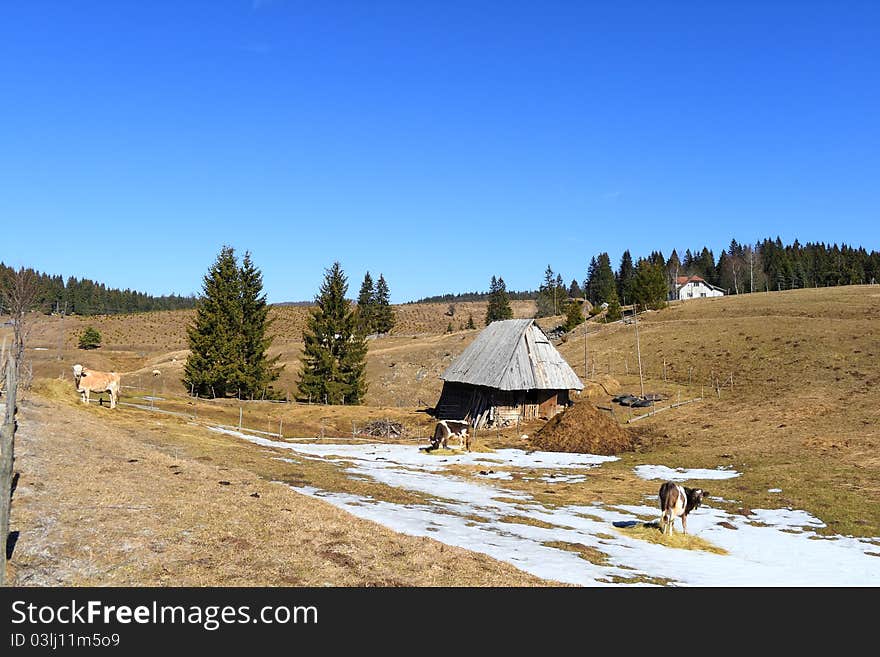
[658, 482, 706, 535]
[427, 419, 471, 452]
[72, 364, 121, 409]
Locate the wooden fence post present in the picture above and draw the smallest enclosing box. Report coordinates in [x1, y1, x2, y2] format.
[1, 353, 19, 586]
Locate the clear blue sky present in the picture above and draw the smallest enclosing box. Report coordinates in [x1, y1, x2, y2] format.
[3, 1, 878, 303]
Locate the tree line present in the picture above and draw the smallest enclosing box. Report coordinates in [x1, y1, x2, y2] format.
[582, 238, 879, 310]
[408, 289, 539, 304]
[481, 237, 880, 331]
[0, 262, 196, 316]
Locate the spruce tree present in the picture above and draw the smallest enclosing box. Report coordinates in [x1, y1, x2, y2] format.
[605, 298, 622, 322]
[585, 257, 599, 304]
[373, 274, 395, 334]
[536, 265, 558, 317]
[562, 299, 584, 332]
[485, 276, 513, 324]
[78, 326, 101, 350]
[356, 271, 376, 334]
[238, 251, 282, 398]
[593, 253, 617, 305]
[617, 250, 634, 304]
[630, 258, 669, 310]
[298, 262, 368, 405]
[184, 247, 280, 399]
[184, 246, 244, 398]
[466, 313, 476, 330]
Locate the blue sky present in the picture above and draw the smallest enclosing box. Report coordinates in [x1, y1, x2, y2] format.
[2, 1, 878, 303]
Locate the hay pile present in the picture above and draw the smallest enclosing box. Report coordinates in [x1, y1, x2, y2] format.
[530, 400, 634, 455]
[581, 375, 621, 400]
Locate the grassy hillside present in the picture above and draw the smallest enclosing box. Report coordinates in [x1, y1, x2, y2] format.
[555, 285, 880, 536]
[11, 300, 541, 405]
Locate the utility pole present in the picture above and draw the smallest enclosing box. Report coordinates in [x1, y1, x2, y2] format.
[633, 304, 645, 398]
[583, 290, 589, 380]
[57, 300, 67, 361]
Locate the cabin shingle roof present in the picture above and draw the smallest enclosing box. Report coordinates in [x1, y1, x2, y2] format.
[441, 319, 584, 391]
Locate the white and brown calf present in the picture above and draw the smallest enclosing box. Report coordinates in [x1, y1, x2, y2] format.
[72, 364, 121, 409]
[658, 481, 706, 535]
[428, 419, 471, 452]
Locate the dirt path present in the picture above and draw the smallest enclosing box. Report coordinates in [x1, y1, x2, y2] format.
[7, 397, 551, 586]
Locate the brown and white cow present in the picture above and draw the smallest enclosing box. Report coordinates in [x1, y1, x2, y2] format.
[427, 419, 471, 452]
[72, 364, 121, 409]
[658, 481, 706, 535]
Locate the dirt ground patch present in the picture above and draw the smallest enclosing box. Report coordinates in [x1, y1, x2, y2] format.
[6, 397, 552, 586]
[530, 399, 635, 455]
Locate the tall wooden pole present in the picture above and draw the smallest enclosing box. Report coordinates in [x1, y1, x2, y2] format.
[583, 291, 589, 380]
[633, 304, 645, 398]
[0, 352, 17, 586]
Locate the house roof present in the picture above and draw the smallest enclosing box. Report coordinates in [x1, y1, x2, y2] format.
[441, 319, 584, 391]
[675, 275, 726, 293]
[676, 275, 706, 285]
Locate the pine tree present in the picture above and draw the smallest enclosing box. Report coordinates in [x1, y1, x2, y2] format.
[617, 250, 634, 303]
[586, 254, 617, 305]
[356, 271, 376, 334]
[630, 258, 668, 310]
[585, 257, 599, 304]
[466, 313, 476, 330]
[568, 279, 583, 299]
[373, 274, 395, 334]
[298, 262, 368, 405]
[78, 326, 101, 350]
[183, 247, 279, 399]
[604, 299, 622, 323]
[184, 247, 243, 397]
[562, 299, 584, 332]
[238, 251, 282, 398]
[485, 276, 513, 324]
[536, 265, 558, 317]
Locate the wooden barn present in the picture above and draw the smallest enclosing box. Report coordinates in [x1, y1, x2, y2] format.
[435, 319, 584, 428]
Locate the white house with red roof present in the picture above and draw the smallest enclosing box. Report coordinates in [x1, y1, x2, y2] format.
[673, 275, 725, 300]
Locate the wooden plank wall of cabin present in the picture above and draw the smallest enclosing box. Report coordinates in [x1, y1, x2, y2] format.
[538, 390, 558, 418]
[436, 382, 469, 419]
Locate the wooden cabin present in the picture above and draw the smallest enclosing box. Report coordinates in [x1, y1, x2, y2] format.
[435, 319, 584, 428]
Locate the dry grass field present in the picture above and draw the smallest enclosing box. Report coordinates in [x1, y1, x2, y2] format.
[16, 299, 541, 407]
[4, 284, 879, 585]
[555, 285, 880, 537]
[8, 388, 551, 586]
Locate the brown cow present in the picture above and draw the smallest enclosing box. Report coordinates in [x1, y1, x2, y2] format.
[72, 364, 121, 409]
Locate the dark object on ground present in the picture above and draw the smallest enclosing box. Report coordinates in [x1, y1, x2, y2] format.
[219, 481, 231, 486]
[613, 394, 639, 406]
[631, 399, 654, 408]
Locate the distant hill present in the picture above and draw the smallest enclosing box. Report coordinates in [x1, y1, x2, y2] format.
[406, 290, 539, 304]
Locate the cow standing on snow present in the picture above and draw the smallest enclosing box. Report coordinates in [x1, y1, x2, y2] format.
[426, 420, 471, 452]
[658, 482, 706, 535]
[72, 364, 121, 409]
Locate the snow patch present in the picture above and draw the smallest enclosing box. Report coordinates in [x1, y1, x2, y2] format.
[634, 465, 741, 481]
[225, 431, 879, 586]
